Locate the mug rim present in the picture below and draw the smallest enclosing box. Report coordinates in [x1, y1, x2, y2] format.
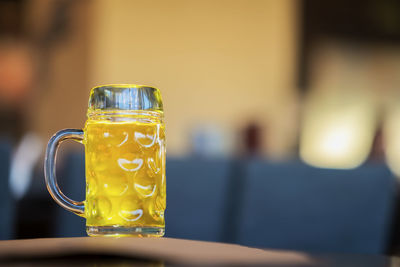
[88, 84, 163, 115]
[91, 84, 159, 91]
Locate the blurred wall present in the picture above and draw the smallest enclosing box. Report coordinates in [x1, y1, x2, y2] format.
[29, 0, 91, 141]
[33, 0, 299, 158]
[88, 0, 299, 157]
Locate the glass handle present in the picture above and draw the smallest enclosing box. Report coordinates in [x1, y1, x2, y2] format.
[44, 129, 85, 216]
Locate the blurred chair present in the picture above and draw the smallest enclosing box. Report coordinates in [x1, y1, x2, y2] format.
[54, 151, 86, 237]
[0, 141, 13, 239]
[165, 157, 231, 242]
[236, 160, 397, 254]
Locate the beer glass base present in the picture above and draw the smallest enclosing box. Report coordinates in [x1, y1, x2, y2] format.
[86, 226, 165, 237]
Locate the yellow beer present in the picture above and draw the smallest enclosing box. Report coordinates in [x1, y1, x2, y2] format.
[84, 116, 166, 233]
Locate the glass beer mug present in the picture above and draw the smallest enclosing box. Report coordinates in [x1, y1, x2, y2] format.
[44, 84, 166, 237]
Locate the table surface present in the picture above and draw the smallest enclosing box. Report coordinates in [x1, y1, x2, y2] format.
[0, 237, 397, 266]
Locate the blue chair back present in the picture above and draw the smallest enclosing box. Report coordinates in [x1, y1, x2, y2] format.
[54, 151, 86, 237]
[165, 157, 231, 241]
[236, 160, 397, 253]
[0, 141, 13, 239]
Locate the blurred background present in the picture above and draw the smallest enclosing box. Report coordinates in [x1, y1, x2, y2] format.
[1, 0, 400, 256]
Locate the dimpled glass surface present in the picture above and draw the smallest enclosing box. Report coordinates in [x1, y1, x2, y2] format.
[84, 114, 166, 232]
